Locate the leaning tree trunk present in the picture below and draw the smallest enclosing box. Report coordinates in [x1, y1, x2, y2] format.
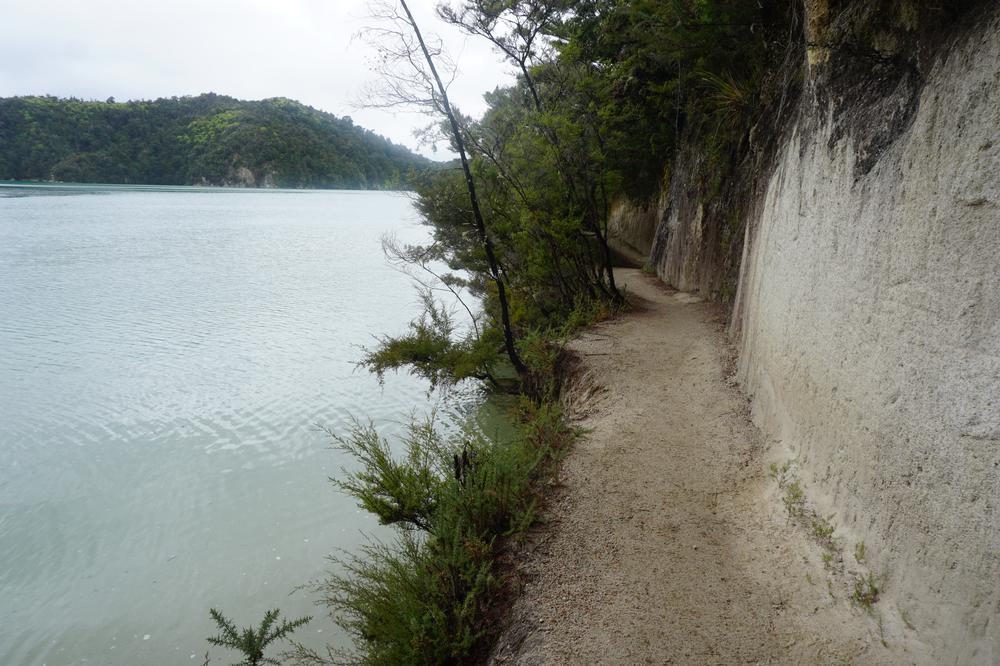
[398, 0, 526, 376]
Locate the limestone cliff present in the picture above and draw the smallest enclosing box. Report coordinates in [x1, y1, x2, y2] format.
[222, 164, 278, 188]
[647, 2, 999, 661]
[734, 7, 1000, 660]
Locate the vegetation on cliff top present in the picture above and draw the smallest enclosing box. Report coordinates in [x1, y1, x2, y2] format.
[0, 94, 430, 188]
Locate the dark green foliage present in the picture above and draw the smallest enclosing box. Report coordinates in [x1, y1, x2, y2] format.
[360, 288, 505, 391]
[0, 94, 429, 188]
[332, 418, 451, 532]
[297, 405, 572, 665]
[561, 0, 803, 196]
[362, 0, 807, 393]
[206, 608, 310, 666]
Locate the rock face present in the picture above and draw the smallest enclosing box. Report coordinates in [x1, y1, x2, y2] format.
[225, 165, 257, 187]
[732, 10, 1000, 660]
[607, 191, 663, 266]
[648, 143, 742, 296]
[651, 4, 1000, 661]
[221, 164, 278, 188]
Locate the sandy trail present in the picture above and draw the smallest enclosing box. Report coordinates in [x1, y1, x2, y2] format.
[491, 269, 910, 665]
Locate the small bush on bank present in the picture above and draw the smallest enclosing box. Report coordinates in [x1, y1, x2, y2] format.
[292, 401, 573, 665]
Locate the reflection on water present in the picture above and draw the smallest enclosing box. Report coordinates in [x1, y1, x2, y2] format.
[0, 184, 476, 664]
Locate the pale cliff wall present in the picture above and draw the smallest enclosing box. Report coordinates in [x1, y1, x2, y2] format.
[646, 2, 999, 661]
[607, 192, 662, 266]
[731, 8, 1000, 660]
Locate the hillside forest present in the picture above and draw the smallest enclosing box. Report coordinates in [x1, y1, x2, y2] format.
[0, 94, 429, 189]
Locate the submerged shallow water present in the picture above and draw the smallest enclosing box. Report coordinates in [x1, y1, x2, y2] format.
[0, 183, 475, 664]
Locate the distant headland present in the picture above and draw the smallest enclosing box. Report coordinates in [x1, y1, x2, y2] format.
[0, 93, 432, 189]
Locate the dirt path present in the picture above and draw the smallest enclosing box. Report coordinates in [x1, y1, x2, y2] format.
[491, 269, 913, 665]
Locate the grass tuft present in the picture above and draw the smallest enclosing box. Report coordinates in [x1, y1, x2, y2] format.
[852, 572, 880, 610]
[811, 515, 836, 548]
[782, 480, 805, 517]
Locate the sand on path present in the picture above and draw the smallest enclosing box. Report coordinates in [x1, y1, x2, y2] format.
[490, 269, 916, 665]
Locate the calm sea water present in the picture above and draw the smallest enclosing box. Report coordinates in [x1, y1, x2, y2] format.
[0, 183, 476, 664]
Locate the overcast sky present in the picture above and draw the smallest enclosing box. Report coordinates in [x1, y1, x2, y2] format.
[0, 0, 515, 159]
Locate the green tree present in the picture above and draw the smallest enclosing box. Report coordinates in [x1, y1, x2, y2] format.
[361, 0, 527, 376]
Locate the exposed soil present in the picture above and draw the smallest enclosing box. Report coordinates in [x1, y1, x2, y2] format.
[490, 269, 916, 665]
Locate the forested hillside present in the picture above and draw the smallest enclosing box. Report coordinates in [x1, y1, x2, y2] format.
[0, 94, 430, 188]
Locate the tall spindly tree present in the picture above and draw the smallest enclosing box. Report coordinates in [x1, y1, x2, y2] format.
[361, 0, 527, 376]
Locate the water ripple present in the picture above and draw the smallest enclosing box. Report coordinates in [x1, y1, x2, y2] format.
[0, 187, 452, 665]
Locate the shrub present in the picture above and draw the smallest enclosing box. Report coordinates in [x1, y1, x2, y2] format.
[296, 406, 572, 665]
